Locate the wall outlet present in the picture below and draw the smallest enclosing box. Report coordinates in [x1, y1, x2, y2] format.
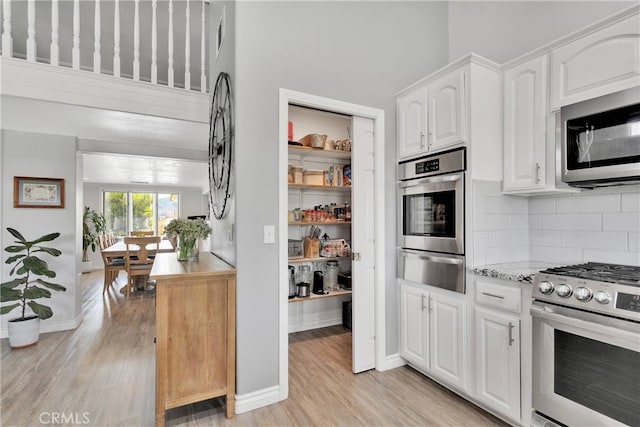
[263, 225, 275, 244]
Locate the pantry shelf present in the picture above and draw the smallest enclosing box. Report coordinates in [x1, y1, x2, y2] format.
[287, 256, 350, 264]
[288, 145, 352, 160]
[288, 184, 352, 191]
[288, 288, 352, 303]
[289, 221, 351, 226]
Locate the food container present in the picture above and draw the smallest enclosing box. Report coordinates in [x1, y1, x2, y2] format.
[288, 239, 303, 259]
[303, 169, 324, 186]
[299, 133, 327, 148]
[325, 261, 339, 291]
[292, 166, 303, 184]
[296, 282, 310, 297]
[338, 272, 352, 289]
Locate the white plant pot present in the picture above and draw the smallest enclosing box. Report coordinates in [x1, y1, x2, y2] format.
[8, 316, 40, 348]
[81, 260, 93, 273]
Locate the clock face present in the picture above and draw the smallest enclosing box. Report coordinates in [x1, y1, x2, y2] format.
[209, 72, 233, 220]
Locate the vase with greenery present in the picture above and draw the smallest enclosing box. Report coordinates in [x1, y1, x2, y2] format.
[164, 218, 211, 261]
[83, 206, 107, 263]
[1, 228, 67, 348]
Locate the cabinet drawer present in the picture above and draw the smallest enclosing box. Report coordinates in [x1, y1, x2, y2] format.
[475, 280, 521, 314]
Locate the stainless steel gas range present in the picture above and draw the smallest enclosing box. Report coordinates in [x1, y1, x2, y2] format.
[531, 263, 640, 427]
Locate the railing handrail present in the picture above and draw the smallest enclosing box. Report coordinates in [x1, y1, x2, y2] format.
[1, 0, 208, 93]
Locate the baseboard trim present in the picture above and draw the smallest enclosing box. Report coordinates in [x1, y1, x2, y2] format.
[0, 313, 82, 339]
[378, 353, 406, 371]
[235, 385, 282, 414]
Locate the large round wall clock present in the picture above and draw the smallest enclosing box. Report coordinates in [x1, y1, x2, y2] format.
[209, 72, 233, 220]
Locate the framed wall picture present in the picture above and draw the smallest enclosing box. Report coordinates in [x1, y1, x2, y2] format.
[13, 177, 65, 208]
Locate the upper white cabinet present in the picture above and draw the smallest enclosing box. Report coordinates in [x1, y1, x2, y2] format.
[503, 55, 548, 192]
[397, 89, 428, 160]
[428, 70, 466, 151]
[549, 10, 640, 111]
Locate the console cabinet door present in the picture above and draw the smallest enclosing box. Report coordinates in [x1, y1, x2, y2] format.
[399, 283, 429, 369]
[475, 306, 521, 422]
[503, 55, 547, 191]
[397, 89, 428, 160]
[428, 71, 466, 151]
[429, 291, 466, 391]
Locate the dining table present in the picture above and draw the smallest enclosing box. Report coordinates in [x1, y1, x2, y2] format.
[102, 238, 175, 257]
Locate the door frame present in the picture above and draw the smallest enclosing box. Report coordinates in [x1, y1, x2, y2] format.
[278, 89, 386, 400]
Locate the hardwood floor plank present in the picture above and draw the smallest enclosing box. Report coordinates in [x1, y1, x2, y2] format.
[1, 270, 507, 427]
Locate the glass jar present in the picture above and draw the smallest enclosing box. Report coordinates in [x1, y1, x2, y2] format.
[325, 261, 339, 291]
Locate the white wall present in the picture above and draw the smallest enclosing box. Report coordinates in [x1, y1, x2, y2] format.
[1, 130, 81, 337]
[448, 1, 636, 63]
[233, 1, 449, 395]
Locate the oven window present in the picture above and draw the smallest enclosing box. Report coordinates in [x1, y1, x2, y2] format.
[566, 103, 640, 170]
[554, 329, 640, 426]
[403, 190, 455, 238]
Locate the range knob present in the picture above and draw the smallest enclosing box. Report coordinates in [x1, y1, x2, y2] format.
[574, 287, 593, 302]
[556, 284, 573, 298]
[538, 281, 554, 295]
[594, 290, 612, 305]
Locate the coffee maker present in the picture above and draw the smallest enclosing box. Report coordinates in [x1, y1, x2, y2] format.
[313, 270, 325, 295]
[288, 265, 296, 299]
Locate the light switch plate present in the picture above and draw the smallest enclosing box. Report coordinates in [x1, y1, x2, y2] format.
[263, 225, 275, 244]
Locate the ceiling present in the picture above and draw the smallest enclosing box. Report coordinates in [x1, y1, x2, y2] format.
[83, 152, 209, 191]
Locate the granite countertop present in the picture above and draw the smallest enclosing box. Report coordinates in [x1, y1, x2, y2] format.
[470, 261, 562, 284]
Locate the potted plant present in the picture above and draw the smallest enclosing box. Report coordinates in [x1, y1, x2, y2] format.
[164, 218, 211, 261]
[82, 206, 106, 272]
[1, 227, 67, 348]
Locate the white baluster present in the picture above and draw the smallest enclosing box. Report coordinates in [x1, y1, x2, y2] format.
[168, 0, 174, 87]
[2, 0, 13, 57]
[50, 0, 59, 65]
[200, 0, 206, 93]
[184, 0, 191, 90]
[151, 0, 157, 84]
[72, 0, 80, 69]
[93, 0, 101, 73]
[113, 0, 120, 77]
[26, 0, 36, 61]
[133, 0, 140, 80]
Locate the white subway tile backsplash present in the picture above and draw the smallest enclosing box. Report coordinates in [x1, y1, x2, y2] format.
[629, 233, 639, 252]
[509, 214, 529, 230]
[603, 213, 640, 232]
[530, 246, 582, 265]
[621, 192, 640, 212]
[582, 249, 640, 267]
[488, 230, 528, 247]
[529, 215, 543, 230]
[541, 214, 602, 231]
[561, 231, 627, 251]
[530, 231, 562, 247]
[556, 194, 620, 213]
[476, 213, 511, 231]
[529, 197, 556, 214]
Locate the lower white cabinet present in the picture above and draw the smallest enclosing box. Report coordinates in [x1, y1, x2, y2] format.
[474, 306, 521, 422]
[400, 282, 467, 392]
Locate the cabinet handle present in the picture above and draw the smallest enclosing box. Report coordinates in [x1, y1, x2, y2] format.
[428, 296, 432, 313]
[420, 131, 426, 148]
[481, 292, 505, 300]
[428, 131, 432, 148]
[535, 162, 541, 184]
[508, 322, 515, 346]
[421, 294, 426, 311]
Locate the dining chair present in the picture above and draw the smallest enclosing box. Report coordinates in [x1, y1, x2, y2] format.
[123, 236, 161, 298]
[130, 230, 154, 237]
[100, 238, 126, 295]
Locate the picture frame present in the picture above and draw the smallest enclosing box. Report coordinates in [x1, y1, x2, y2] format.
[13, 177, 65, 209]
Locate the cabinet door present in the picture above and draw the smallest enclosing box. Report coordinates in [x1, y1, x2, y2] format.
[550, 12, 640, 111]
[428, 71, 466, 151]
[429, 291, 466, 391]
[503, 56, 547, 191]
[397, 89, 427, 160]
[399, 283, 429, 369]
[475, 306, 521, 422]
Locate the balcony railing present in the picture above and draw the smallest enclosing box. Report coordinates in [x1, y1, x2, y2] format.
[1, 0, 208, 93]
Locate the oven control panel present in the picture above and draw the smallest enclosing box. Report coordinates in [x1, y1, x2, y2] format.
[616, 292, 640, 313]
[415, 159, 439, 174]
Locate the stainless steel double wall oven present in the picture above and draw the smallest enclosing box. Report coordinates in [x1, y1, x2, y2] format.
[397, 148, 466, 293]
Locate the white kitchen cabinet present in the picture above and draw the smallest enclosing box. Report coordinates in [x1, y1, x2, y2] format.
[549, 10, 640, 111]
[397, 89, 428, 160]
[503, 55, 547, 192]
[428, 70, 466, 151]
[399, 281, 467, 392]
[475, 306, 521, 422]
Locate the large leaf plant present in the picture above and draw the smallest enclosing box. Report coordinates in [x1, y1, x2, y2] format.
[83, 206, 107, 262]
[0, 228, 67, 321]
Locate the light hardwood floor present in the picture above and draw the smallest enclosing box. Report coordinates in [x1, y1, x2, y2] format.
[1, 270, 507, 426]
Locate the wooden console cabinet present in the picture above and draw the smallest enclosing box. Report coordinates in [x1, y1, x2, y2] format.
[150, 252, 236, 427]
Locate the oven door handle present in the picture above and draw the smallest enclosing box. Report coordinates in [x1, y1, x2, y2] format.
[531, 303, 640, 338]
[398, 173, 464, 189]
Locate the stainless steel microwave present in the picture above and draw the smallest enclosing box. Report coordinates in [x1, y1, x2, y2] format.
[560, 87, 640, 188]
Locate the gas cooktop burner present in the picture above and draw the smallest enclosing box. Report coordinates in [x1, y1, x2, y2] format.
[541, 262, 640, 287]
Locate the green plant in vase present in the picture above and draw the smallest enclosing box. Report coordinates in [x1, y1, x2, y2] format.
[164, 218, 211, 261]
